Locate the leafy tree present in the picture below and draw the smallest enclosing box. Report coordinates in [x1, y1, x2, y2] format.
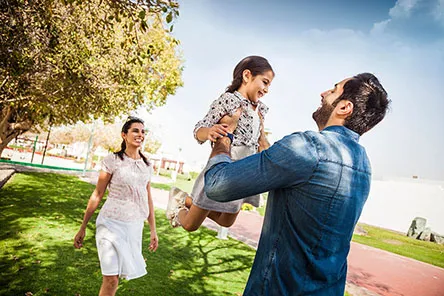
[44, 120, 161, 167]
[0, 0, 183, 156]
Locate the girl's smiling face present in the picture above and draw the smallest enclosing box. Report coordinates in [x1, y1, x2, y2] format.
[244, 70, 274, 104]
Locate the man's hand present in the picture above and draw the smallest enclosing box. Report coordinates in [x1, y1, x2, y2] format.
[219, 108, 242, 133]
[258, 113, 270, 152]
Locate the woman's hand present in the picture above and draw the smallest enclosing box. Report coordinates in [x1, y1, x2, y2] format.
[74, 228, 86, 249]
[149, 232, 159, 252]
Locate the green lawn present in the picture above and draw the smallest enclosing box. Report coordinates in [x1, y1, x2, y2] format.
[0, 172, 254, 295]
[152, 177, 195, 194]
[353, 224, 444, 268]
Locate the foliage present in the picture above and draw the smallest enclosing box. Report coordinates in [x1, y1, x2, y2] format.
[189, 171, 200, 179]
[0, 0, 183, 155]
[241, 203, 254, 211]
[0, 172, 254, 295]
[352, 223, 444, 268]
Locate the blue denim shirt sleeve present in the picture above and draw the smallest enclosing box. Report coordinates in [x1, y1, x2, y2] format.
[204, 132, 318, 202]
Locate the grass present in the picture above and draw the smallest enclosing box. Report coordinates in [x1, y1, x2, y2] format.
[151, 177, 195, 194]
[352, 223, 444, 268]
[0, 172, 255, 295]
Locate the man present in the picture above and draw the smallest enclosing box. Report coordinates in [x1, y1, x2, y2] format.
[204, 73, 390, 295]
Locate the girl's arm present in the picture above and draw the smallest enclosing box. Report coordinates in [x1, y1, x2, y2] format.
[74, 171, 112, 249]
[194, 93, 239, 144]
[196, 125, 230, 143]
[146, 182, 158, 252]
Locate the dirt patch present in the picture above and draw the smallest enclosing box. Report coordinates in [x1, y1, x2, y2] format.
[382, 239, 404, 245]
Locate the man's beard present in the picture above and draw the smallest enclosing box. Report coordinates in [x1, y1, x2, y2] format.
[312, 102, 334, 130]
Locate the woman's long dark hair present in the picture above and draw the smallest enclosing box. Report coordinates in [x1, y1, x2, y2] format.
[115, 117, 150, 166]
[226, 56, 274, 93]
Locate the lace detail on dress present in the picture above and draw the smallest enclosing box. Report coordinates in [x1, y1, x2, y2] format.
[99, 154, 153, 222]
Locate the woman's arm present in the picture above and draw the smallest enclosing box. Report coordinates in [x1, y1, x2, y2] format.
[74, 171, 112, 249]
[146, 182, 158, 252]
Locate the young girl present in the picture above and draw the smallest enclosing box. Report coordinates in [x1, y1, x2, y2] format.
[74, 117, 158, 296]
[166, 55, 274, 231]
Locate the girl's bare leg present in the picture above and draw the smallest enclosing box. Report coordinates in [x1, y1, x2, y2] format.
[99, 275, 119, 296]
[170, 189, 241, 231]
[183, 195, 240, 228]
[178, 204, 210, 232]
[207, 210, 240, 227]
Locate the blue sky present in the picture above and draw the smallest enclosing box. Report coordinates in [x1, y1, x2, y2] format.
[139, 0, 444, 180]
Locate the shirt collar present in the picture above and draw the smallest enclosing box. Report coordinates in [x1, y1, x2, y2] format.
[322, 125, 360, 142]
[233, 91, 269, 115]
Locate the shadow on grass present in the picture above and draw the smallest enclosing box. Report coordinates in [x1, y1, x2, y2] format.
[0, 172, 254, 295]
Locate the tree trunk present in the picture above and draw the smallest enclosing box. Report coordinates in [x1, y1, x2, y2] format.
[0, 106, 32, 157]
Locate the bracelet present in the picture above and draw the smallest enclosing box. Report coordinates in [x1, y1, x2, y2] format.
[226, 133, 234, 144]
[211, 133, 234, 148]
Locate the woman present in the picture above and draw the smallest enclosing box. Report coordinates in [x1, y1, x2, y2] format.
[74, 117, 158, 296]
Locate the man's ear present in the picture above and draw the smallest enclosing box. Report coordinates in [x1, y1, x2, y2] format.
[337, 100, 353, 118]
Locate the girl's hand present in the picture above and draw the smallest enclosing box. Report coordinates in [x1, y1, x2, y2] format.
[207, 124, 230, 142]
[219, 108, 242, 133]
[149, 232, 158, 252]
[74, 228, 86, 249]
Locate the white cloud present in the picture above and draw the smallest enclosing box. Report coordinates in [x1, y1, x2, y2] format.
[371, 19, 392, 35]
[433, 0, 444, 25]
[371, 0, 444, 36]
[371, 0, 420, 37]
[389, 0, 421, 18]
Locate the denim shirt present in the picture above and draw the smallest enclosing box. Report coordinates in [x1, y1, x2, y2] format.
[205, 126, 371, 296]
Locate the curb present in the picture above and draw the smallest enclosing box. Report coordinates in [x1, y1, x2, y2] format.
[0, 168, 16, 189]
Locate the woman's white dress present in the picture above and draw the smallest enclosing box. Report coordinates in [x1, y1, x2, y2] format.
[95, 153, 153, 280]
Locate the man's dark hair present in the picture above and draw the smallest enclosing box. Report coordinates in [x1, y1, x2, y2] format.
[334, 73, 390, 135]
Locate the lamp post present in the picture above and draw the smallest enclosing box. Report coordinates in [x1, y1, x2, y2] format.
[41, 125, 52, 165]
[31, 136, 38, 163]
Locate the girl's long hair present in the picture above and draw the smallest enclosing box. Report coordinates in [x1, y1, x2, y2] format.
[226, 56, 274, 93]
